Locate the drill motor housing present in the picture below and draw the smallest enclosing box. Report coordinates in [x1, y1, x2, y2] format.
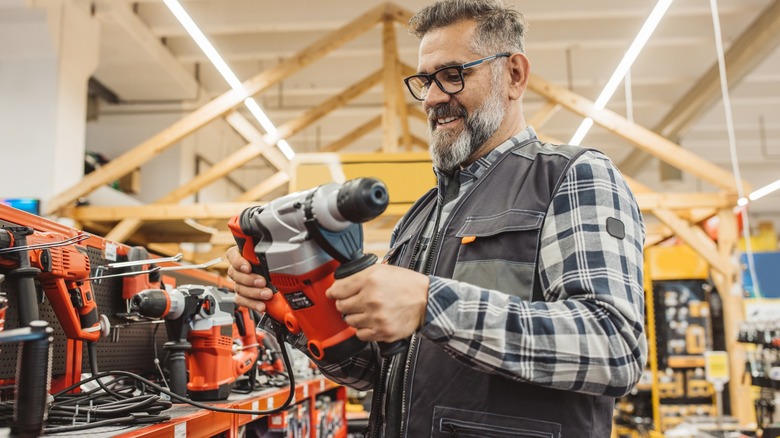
[131, 284, 259, 401]
[229, 178, 389, 363]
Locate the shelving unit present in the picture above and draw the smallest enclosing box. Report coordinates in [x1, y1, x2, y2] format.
[112, 377, 346, 438]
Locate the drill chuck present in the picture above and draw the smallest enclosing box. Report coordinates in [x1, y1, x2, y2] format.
[131, 288, 186, 320]
[336, 177, 388, 223]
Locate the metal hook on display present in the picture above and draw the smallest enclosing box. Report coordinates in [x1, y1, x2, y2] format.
[89, 257, 222, 281]
[0, 233, 89, 255]
[106, 253, 183, 269]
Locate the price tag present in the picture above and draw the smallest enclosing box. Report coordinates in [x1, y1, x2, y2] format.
[267, 396, 274, 410]
[303, 384, 309, 398]
[104, 242, 117, 261]
[252, 400, 259, 420]
[174, 422, 186, 438]
[704, 351, 730, 384]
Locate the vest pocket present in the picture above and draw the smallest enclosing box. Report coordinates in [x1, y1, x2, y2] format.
[455, 209, 543, 264]
[433, 406, 561, 437]
[452, 209, 544, 297]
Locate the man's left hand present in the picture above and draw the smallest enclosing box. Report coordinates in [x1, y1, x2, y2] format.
[326, 264, 429, 342]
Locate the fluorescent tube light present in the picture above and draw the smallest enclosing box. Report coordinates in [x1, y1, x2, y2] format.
[569, 0, 674, 145]
[163, 0, 294, 159]
[738, 178, 780, 206]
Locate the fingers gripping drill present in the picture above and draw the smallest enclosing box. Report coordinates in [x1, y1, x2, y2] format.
[228, 177, 406, 361]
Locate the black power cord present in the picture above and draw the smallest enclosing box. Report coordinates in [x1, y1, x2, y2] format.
[42, 331, 297, 434]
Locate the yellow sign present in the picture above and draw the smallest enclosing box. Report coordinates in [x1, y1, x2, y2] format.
[704, 351, 730, 383]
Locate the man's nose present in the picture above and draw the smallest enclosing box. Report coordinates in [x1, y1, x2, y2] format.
[423, 81, 451, 108]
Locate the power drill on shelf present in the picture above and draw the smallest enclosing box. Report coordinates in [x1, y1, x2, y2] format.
[130, 284, 259, 401]
[0, 226, 107, 341]
[228, 177, 406, 362]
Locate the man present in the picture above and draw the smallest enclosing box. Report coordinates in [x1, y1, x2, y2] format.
[227, 0, 647, 436]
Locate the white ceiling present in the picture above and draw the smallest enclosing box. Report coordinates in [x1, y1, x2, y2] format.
[37, 0, 780, 236]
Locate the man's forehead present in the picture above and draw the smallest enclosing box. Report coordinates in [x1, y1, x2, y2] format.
[416, 20, 477, 72]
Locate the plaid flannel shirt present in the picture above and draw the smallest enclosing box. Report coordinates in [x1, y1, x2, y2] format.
[318, 127, 647, 397]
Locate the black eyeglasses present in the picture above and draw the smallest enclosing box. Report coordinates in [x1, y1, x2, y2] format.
[403, 53, 511, 101]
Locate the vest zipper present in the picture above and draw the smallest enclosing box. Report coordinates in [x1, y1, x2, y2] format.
[367, 356, 390, 438]
[390, 198, 443, 437]
[398, 333, 418, 438]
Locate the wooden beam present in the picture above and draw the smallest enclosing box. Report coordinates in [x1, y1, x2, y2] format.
[650, 209, 731, 276]
[104, 137, 280, 242]
[382, 19, 400, 152]
[103, 66, 383, 243]
[65, 202, 262, 222]
[710, 208, 753, 425]
[144, 231, 213, 244]
[235, 171, 290, 202]
[94, 1, 199, 98]
[320, 115, 382, 152]
[635, 192, 737, 211]
[45, 2, 387, 214]
[384, 2, 414, 27]
[407, 105, 427, 123]
[527, 101, 561, 130]
[527, 74, 747, 193]
[620, 0, 780, 175]
[382, 12, 412, 151]
[624, 176, 720, 248]
[277, 69, 383, 141]
[410, 135, 428, 150]
[224, 112, 290, 171]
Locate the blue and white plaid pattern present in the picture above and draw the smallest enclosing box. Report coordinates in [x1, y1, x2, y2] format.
[319, 128, 647, 397]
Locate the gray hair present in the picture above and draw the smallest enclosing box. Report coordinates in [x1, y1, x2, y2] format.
[409, 0, 527, 55]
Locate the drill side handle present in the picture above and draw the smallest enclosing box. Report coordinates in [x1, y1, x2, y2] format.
[1, 228, 41, 326]
[334, 254, 408, 357]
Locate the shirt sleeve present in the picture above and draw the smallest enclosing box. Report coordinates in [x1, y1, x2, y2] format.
[418, 151, 647, 397]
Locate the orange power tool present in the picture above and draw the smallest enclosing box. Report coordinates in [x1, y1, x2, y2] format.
[130, 284, 259, 401]
[228, 177, 404, 361]
[0, 226, 103, 341]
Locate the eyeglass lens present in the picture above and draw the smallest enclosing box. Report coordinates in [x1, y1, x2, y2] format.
[407, 67, 464, 100]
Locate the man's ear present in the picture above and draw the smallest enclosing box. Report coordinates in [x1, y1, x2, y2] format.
[507, 53, 530, 101]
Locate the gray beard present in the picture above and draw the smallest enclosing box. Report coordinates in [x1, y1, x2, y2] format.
[428, 85, 505, 173]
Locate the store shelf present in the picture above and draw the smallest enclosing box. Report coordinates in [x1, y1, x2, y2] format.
[107, 376, 345, 438]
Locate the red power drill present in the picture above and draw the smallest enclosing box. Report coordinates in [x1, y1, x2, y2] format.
[130, 284, 259, 401]
[0, 226, 105, 341]
[228, 177, 405, 362]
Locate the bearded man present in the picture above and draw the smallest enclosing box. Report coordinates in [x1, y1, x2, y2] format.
[227, 1, 647, 436]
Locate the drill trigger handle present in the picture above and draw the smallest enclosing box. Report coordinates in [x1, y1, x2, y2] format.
[334, 254, 408, 358]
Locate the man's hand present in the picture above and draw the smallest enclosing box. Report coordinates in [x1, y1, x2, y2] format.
[326, 264, 429, 343]
[225, 246, 274, 312]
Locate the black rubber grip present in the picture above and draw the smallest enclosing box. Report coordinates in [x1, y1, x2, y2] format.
[166, 350, 189, 398]
[12, 321, 51, 438]
[12, 266, 40, 327]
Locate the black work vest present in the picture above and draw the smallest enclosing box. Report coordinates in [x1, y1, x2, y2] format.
[380, 139, 614, 438]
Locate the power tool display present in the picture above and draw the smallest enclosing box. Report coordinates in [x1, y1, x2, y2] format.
[0, 226, 106, 341]
[130, 284, 259, 401]
[229, 177, 404, 361]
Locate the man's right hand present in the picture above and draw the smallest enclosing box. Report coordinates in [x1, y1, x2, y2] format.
[225, 246, 274, 313]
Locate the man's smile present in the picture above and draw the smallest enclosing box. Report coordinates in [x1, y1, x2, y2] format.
[434, 115, 462, 129]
